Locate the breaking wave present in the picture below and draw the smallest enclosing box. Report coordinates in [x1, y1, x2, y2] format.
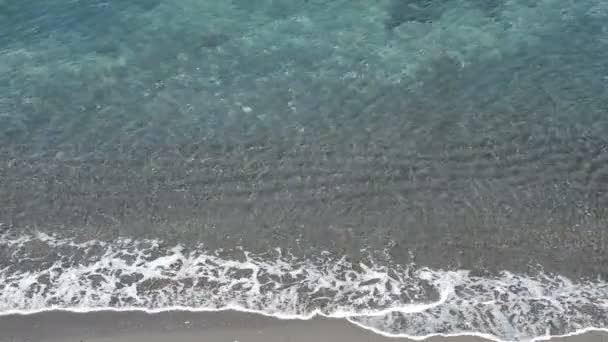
[1, 232, 607, 341]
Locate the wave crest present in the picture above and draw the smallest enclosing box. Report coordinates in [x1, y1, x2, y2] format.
[1, 233, 607, 341]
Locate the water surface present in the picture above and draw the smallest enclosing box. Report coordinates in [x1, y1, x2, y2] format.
[1, 1, 608, 340]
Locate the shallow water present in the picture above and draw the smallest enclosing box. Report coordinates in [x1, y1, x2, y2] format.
[1, 0, 608, 340]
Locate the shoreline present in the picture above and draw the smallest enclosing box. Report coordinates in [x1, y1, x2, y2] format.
[0, 309, 606, 342]
[2, 232, 607, 342]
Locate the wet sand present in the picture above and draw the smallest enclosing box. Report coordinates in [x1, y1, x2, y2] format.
[0, 310, 605, 342]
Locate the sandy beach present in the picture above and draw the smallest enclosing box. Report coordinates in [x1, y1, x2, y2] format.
[0, 310, 605, 342]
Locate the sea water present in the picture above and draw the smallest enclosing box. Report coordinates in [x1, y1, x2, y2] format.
[1, 1, 608, 341]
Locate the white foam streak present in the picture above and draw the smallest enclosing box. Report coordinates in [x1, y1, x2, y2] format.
[1, 233, 607, 341]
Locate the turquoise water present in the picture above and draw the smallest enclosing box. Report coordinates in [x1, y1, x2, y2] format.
[1, 1, 608, 340]
[2, 1, 607, 158]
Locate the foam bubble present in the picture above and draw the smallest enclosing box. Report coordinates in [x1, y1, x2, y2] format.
[1, 232, 607, 341]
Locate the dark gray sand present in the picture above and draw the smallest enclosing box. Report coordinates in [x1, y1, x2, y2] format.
[0, 311, 605, 342]
[3, 144, 608, 280]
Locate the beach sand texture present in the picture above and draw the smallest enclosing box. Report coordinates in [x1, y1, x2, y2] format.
[1, 311, 607, 342]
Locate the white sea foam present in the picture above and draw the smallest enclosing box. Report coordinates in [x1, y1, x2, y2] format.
[1, 232, 607, 341]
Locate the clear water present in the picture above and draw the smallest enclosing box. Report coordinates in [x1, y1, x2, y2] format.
[1, 1, 608, 340]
